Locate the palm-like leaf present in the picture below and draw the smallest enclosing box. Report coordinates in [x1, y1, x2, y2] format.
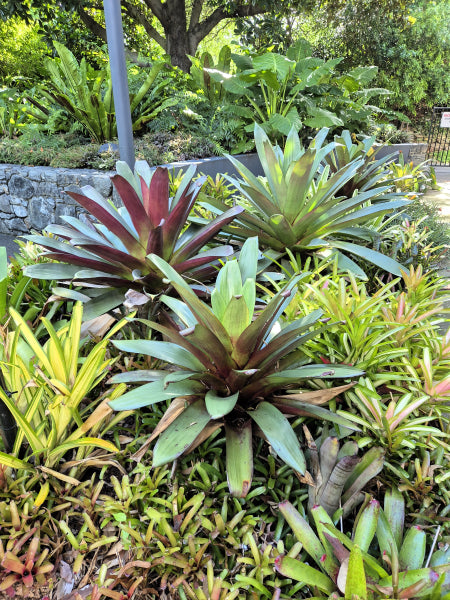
[109, 238, 364, 495]
[201, 125, 409, 277]
[24, 162, 243, 312]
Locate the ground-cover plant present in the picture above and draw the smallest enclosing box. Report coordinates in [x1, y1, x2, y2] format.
[390, 153, 438, 194]
[202, 124, 409, 278]
[108, 238, 364, 497]
[278, 490, 450, 599]
[0, 530, 54, 596]
[23, 161, 243, 318]
[338, 379, 447, 458]
[291, 262, 448, 374]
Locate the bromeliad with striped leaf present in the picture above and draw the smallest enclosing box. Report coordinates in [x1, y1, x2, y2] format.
[109, 238, 364, 497]
[23, 161, 243, 317]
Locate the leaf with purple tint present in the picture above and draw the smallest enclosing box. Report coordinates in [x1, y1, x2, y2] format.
[43, 253, 128, 277]
[77, 244, 146, 272]
[140, 319, 216, 372]
[246, 310, 323, 369]
[149, 254, 233, 352]
[173, 245, 234, 273]
[162, 177, 205, 258]
[183, 323, 236, 375]
[66, 190, 141, 254]
[233, 276, 301, 365]
[144, 167, 169, 225]
[111, 174, 153, 239]
[146, 223, 164, 257]
[172, 205, 245, 263]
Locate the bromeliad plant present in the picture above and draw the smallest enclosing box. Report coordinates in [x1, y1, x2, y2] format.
[109, 238, 364, 497]
[277, 489, 450, 599]
[202, 124, 409, 278]
[304, 430, 384, 518]
[24, 161, 243, 317]
[323, 130, 398, 199]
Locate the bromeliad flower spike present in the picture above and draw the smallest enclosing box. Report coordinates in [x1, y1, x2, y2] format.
[109, 237, 364, 497]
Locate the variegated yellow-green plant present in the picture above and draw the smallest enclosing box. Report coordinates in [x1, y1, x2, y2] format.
[109, 237, 364, 496]
[0, 302, 131, 475]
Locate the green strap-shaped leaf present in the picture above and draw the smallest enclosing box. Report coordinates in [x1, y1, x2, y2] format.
[113, 339, 205, 372]
[0, 388, 44, 455]
[205, 390, 239, 419]
[330, 241, 405, 277]
[0, 246, 7, 319]
[109, 379, 204, 411]
[274, 556, 334, 594]
[225, 421, 253, 497]
[345, 545, 367, 600]
[48, 437, 119, 462]
[153, 399, 211, 467]
[249, 402, 305, 474]
[0, 451, 34, 471]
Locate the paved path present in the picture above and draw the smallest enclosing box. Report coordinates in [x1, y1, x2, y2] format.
[423, 167, 450, 221]
[423, 167, 450, 332]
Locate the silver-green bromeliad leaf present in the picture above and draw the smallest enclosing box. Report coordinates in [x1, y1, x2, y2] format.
[205, 390, 239, 419]
[108, 379, 204, 411]
[152, 399, 212, 467]
[249, 402, 306, 474]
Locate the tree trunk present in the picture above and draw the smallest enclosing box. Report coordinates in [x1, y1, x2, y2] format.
[166, 32, 193, 72]
[163, 0, 193, 72]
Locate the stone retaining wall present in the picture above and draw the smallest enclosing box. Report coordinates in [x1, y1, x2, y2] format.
[0, 164, 115, 235]
[0, 144, 428, 236]
[0, 153, 263, 236]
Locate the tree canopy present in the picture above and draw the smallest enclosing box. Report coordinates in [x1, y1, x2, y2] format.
[0, 0, 303, 71]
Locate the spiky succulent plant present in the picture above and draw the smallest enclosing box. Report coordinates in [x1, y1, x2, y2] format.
[24, 161, 243, 316]
[109, 237, 364, 496]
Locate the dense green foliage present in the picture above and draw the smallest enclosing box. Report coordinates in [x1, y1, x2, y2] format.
[295, 0, 450, 113]
[0, 4, 449, 598]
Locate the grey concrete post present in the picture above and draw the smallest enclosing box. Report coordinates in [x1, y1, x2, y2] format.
[103, 0, 135, 169]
